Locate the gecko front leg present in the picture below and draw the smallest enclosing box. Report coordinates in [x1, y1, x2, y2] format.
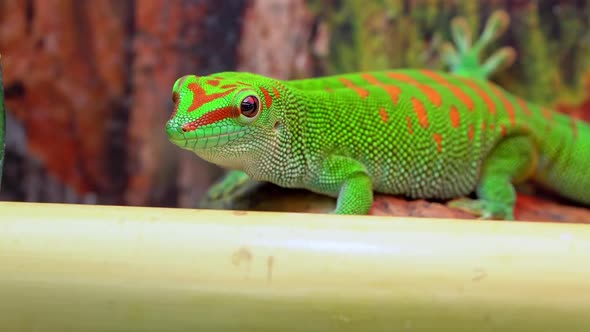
[199, 170, 264, 210]
[309, 155, 374, 215]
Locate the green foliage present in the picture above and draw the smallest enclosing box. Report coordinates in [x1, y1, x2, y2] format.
[308, 0, 590, 106]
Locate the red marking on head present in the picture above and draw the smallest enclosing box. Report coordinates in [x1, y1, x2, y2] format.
[387, 72, 442, 107]
[187, 83, 236, 113]
[208, 79, 220, 86]
[361, 73, 401, 105]
[421, 70, 475, 111]
[379, 107, 389, 123]
[449, 106, 460, 128]
[570, 117, 579, 139]
[433, 133, 443, 153]
[272, 86, 281, 99]
[462, 79, 496, 115]
[325, 87, 333, 93]
[500, 124, 507, 137]
[490, 85, 516, 126]
[237, 81, 253, 87]
[260, 87, 273, 109]
[467, 124, 475, 141]
[181, 106, 238, 132]
[338, 77, 370, 99]
[406, 116, 414, 135]
[481, 122, 486, 131]
[411, 97, 429, 129]
[489, 123, 495, 131]
[221, 84, 237, 89]
[516, 98, 532, 116]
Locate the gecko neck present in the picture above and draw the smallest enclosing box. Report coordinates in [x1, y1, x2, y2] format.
[200, 85, 309, 189]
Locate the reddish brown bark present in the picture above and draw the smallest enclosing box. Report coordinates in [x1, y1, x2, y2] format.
[128, 0, 248, 207]
[0, 0, 130, 200]
[241, 186, 590, 224]
[237, 0, 315, 79]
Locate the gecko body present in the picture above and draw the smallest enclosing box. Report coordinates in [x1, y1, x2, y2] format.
[165, 12, 590, 219]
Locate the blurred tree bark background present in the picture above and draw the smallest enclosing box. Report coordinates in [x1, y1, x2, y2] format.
[0, 0, 589, 211]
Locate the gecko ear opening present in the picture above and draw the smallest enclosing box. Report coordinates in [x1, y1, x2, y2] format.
[273, 120, 282, 132]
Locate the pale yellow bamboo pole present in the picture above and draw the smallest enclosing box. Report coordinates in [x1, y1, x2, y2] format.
[0, 202, 589, 331]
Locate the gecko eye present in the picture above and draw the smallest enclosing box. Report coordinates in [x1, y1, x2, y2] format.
[240, 95, 259, 117]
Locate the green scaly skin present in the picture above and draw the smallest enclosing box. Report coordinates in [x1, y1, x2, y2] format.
[166, 11, 590, 220]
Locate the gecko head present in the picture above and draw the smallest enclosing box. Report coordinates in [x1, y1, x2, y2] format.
[165, 72, 285, 165]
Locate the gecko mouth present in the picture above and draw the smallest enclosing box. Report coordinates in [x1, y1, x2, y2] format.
[169, 128, 247, 150]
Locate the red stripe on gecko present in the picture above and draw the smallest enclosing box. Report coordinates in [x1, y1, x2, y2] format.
[542, 108, 554, 132]
[379, 107, 389, 123]
[516, 98, 532, 116]
[411, 97, 429, 129]
[406, 116, 414, 134]
[420, 70, 475, 111]
[433, 133, 443, 153]
[361, 73, 401, 104]
[338, 77, 370, 99]
[387, 72, 442, 107]
[542, 108, 553, 122]
[260, 87, 273, 108]
[187, 83, 236, 112]
[490, 85, 516, 126]
[272, 86, 281, 99]
[181, 106, 238, 132]
[207, 79, 220, 86]
[449, 105, 460, 128]
[462, 79, 496, 115]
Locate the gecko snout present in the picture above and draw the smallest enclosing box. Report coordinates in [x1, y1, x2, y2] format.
[165, 120, 185, 140]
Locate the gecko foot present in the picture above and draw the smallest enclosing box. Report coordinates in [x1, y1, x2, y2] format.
[448, 197, 515, 221]
[442, 10, 516, 80]
[199, 170, 263, 210]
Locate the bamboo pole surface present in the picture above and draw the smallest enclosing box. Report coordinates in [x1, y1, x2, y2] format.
[0, 202, 589, 331]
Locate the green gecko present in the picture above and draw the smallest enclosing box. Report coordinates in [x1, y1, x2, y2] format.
[165, 11, 590, 220]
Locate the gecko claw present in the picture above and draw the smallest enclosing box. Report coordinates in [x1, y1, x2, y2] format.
[448, 197, 515, 221]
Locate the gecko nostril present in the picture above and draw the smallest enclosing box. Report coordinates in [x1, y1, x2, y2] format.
[181, 126, 188, 132]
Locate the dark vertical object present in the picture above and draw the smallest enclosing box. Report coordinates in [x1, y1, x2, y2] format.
[128, 0, 249, 207]
[0, 55, 4, 190]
